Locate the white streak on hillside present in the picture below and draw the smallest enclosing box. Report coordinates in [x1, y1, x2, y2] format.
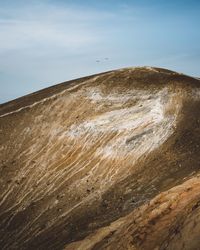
[0, 75, 101, 118]
[67, 86, 180, 166]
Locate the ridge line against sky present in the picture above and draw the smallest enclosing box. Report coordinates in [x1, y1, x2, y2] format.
[0, 0, 200, 103]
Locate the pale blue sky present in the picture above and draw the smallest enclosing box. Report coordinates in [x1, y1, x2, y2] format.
[0, 0, 200, 103]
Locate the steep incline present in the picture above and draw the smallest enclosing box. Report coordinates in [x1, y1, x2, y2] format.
[0, 67, 200, 250]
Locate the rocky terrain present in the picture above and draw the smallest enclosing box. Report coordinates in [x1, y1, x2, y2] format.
[0, 66, 200, 250]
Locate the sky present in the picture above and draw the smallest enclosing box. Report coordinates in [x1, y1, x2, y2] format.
[0, 0, 200, 103]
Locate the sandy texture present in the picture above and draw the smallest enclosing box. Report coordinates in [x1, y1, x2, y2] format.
[0, 67, 200, 249]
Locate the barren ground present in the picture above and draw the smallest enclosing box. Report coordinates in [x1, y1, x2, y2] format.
[0, 67, 200, 250]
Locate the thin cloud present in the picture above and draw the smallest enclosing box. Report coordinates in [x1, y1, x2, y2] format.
[0, 1, 199, 103]
[0, 2, 113, 52]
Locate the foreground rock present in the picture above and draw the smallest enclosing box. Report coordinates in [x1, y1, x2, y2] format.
[0, 67, 200, 249]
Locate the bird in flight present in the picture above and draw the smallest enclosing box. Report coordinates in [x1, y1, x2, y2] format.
[96, 58, 109, 63]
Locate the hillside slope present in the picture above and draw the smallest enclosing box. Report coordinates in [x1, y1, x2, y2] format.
[0, 67, 200, 250]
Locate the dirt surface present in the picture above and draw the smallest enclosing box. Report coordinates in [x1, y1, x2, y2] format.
[0, 66, 200, 250]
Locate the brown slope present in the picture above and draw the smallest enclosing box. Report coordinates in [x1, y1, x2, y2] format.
[65, 176, 200, 250]
[0, 66, 200, 250]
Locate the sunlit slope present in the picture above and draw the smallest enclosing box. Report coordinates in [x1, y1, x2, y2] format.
[0, 67, 200, 250]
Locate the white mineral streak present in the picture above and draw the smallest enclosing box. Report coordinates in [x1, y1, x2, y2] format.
[0, 75, 101, 118]
[0, 68, 187, 248]
[67, 87, 178, 159]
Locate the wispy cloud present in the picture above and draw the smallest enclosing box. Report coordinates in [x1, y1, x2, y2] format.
[0, 2, 113, 53]
[0, 1, 119, 102]
[0, 0, 199, 103]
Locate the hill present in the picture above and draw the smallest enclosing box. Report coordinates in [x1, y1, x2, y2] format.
[0, 67, 200, 250]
